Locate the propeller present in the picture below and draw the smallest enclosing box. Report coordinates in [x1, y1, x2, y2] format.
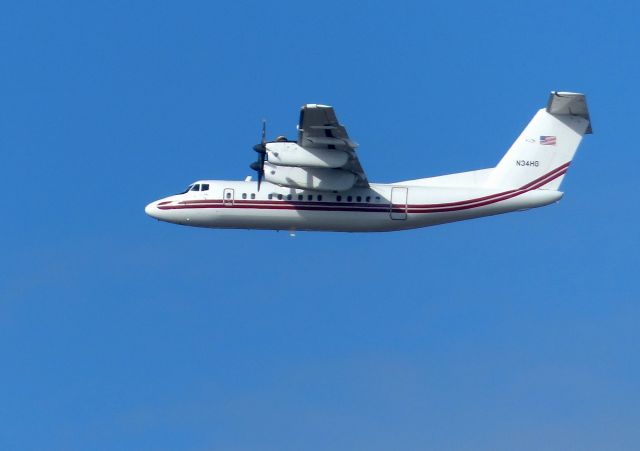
[250, 120, 267, 191]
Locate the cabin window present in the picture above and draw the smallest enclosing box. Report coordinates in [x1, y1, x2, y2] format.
[375, 196, 381, 202]
[201, 184, 209, 191]
[366, 196, 371, 202]
[268, 194, 273, 200]
[251, 193, 255, 199]
[347, 195, 352, 202]
[191, 184, 201, 191]
[356, 196, 362, 202]
[298, 194, 303, 201]
[308, 195, 313, 201]
[337, 195, 342, 202]
[242, 193, 247, 199]
[287, 194, 292, 201]
[317, 195, 323, 201]
[278, 194, 283, 200]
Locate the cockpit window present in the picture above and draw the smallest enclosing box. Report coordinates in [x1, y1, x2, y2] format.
[179, 184, 194, 194]
[191, 184, 201, 191]
[201, 183, 209, 191]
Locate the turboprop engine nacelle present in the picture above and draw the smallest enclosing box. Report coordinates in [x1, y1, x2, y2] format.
[266, 142, 349, 168]
[264, 162, 357, 191]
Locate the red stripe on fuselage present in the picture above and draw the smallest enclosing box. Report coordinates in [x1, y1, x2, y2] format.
[157, 163, 569, 214]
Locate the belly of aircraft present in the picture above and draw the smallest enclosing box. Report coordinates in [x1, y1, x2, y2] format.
[163, 195, 555, 232]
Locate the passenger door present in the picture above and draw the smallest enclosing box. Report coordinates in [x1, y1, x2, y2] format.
[390, 187, 408, 220]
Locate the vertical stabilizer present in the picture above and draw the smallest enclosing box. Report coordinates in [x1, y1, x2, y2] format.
[484, 92, 592, 190]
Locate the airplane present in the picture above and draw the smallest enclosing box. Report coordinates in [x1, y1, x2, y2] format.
[145, 92, 592, 233]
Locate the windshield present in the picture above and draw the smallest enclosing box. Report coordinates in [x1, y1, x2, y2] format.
[178, 182, 209, 194]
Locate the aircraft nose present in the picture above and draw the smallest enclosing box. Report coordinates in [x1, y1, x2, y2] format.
[145, 201, 159, 218]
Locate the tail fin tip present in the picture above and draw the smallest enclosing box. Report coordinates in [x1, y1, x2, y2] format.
[547, 91, 593, 134]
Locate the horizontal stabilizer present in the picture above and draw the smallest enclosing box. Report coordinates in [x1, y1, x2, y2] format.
[546, 91, 592, 134]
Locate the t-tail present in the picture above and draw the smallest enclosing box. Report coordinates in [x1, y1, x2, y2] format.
[485, 92, 592, 190]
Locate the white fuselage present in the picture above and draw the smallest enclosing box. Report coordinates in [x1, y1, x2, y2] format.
[145, 177, 563, 232]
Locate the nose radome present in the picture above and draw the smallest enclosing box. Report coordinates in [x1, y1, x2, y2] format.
[145, 201, 158, 218]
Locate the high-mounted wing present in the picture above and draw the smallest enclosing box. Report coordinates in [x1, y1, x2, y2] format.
[297, 104, 369, 186]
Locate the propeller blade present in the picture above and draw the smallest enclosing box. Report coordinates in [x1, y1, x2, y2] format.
[253, 120, 267, 153]
[250, 120, 268, 191]
[257, 152, 265, 191]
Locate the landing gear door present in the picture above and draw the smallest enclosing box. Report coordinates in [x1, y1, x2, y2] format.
[390, 187, 408, 220]
[223, 188, 234, 207]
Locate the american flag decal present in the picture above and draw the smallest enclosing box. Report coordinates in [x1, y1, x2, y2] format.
[540, 135, 556, 146]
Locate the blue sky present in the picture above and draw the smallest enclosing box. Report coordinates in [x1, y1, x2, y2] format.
[1, 1, 639, 450]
